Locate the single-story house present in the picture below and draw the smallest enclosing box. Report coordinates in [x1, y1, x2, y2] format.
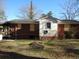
[39, 15, 79, 39]
[2, 16, 79, 40]
[3, 19, 39, 39]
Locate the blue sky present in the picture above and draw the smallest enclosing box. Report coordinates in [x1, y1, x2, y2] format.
[5, 0, 65, 20]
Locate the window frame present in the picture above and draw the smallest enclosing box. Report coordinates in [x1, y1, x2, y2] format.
[46, 22, 51, 29]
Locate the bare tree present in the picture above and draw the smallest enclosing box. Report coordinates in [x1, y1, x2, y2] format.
[18, 0, 41, 20]
[0, 0, 6, 20]
[61, 0, 79, 20]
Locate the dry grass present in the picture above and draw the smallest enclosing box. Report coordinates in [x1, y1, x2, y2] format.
[0, 39, 79, 59]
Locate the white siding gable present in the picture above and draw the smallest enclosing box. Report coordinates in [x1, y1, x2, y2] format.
[39, 18, 58, 38]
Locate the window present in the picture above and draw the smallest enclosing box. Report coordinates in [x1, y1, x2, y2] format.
[46, 22, 51, 29]
[30, 24, 35, 31]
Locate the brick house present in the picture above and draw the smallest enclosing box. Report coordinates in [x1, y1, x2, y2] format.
[2, 18, 79, 39]
[3, 20, 39, 39]
[58, 20, 79, 39]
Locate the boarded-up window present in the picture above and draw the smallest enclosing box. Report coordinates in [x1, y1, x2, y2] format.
[18, 24, 21, 28]
[30, 24, 35, 31]
[15, 24, 21, 31]
[64, 24, 70, 31]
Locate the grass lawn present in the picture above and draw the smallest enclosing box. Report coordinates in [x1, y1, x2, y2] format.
[0, 39, 79, 59]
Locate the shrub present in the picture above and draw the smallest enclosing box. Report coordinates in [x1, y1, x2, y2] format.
[45, 40, 54, 46]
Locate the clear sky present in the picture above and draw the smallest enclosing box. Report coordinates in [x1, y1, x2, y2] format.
[5, 0, 65, 20]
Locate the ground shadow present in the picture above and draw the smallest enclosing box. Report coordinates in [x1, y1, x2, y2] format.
[0, 51, 47, 59]
[65, 47, 79, 55]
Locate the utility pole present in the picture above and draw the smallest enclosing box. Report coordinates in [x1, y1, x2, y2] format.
[28, 0, 34, 20]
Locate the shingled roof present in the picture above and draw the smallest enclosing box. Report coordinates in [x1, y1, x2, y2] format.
[6, 19, 39, 24]
[59, 20, 79, 24]
[40, 15, 59, 23]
